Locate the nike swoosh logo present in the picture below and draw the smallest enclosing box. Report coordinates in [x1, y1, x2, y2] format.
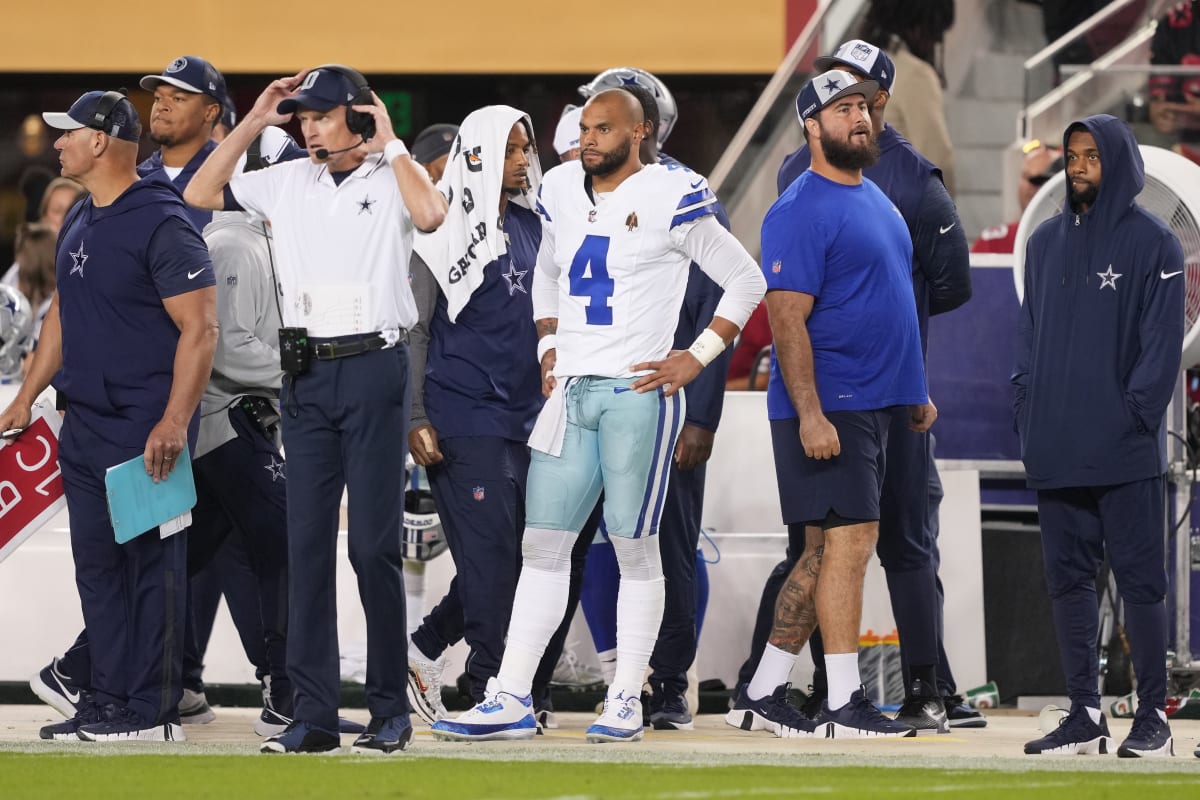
[1161, 270, 1183, 279]
[52, 671, 80, 704]
[689, 179, 704, 189]
[187, 269, 207, 279]
[613, 387, 632, 394]
[939, 222, 956, 235]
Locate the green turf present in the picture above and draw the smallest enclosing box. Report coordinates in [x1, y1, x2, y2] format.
[1, 753, 1198, 799]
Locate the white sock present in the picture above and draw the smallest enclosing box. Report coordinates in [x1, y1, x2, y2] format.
[826, 652, 862, 710]
[747, 643, 799, 701]
[610, 576, 665, 699]
[402, 561, 426, 639]
[496, 566, 570, 697]
[1085, 706, 1102, 724]
[597, 649, 618, 686]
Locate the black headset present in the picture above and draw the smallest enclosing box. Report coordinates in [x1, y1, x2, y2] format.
[87, 90, 129, 135]
[311, 64, 376, 141]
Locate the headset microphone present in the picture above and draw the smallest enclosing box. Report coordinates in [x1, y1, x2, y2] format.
[314, 136, 366, 160]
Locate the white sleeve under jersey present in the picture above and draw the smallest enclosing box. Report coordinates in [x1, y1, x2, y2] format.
[535, 160, 721, 379]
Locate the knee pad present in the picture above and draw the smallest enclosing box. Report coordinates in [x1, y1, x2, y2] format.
[521, 527, 579, 573]
[609, 534, 663, 582]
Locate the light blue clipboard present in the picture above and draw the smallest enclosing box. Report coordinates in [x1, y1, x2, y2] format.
[104, 444, 197, 544]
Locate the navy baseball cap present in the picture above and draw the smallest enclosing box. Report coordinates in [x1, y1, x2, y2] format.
[43, 91, 142, 143]
[411, 124, 459, 164]
[277, 67, 360, 114]
[140, 55, 227, 101]
[814, 39, 896, 91]
[795, 70, 879, 123]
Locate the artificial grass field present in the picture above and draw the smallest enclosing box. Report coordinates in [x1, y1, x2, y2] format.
[2, 754, 1199, 800]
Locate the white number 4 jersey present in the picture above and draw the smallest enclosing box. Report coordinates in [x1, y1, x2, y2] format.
[533, 160, 718, 379]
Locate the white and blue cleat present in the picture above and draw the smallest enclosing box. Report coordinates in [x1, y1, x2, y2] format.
[585, 691, 644, 743]
[430, 678, 537, 742]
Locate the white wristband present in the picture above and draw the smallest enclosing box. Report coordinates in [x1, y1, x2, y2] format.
[537, 335, 557, 364]
[686, 328, 726, 368]
[384, 139, 409, 164]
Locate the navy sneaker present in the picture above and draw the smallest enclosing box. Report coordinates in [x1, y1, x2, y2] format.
[1024, 705, 1110, 755]
[650, 687, 694, 731]
[944, 694, 987, 728]
[255, 706, 291, 738]
[800, 684, 826, 721]
[1117, 705, 1174, 758]
[893, 679, 949, 735]
[725, 683, 832, 738]
[77, 705, 185, 742]
[351, 715, 413, 755]
[260, 720, 341, 754]
[818, 687, 917, 738]
[30, 658, 83, 719]
[39, 696, 103, 741]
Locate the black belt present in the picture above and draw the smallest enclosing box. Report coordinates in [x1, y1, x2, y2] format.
[308, 331, 403, 360]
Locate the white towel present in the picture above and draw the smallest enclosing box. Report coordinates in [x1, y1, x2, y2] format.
[528, 380, 568, 457]
[413, 105, 542, 322]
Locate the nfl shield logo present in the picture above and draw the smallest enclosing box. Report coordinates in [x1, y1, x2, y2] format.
[771, 260, 782, 273]
[473, 486, 485, 501]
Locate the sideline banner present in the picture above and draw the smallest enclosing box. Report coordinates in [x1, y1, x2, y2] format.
[0, 401, 65, 564]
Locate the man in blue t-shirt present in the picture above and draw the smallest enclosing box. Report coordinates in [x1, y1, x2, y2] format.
[0, 90, 217, 743]
[726, 70, 932, 740]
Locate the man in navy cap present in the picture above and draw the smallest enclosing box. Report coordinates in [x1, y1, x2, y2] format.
[187, 66, 446, 754]
[137, 56, 228, 232]
[2, 90, 217, 742]
[410, 123, 458, 183]
[735, 39, 974, 734]
[727, 69, 933, 740]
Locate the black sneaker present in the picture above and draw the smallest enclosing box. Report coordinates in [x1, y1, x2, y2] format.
[1117, 705, 1174, 758]
[77, 705, 184, 742]
[260, 720, 341, 754]
[1024, 705, 1110, 755]
[944, 694, 987, 728]
[649, 687, 694, 731]
[39, 696, 103, 741]
[351, 716, 412, 755]
[255, 705, 291, 738]
[800, 684, 827, 721]
[30, 658, 83, 719]
[724, 683, 832, 738]
[894, 679, 949, 735]
[818, 687, 917, 738]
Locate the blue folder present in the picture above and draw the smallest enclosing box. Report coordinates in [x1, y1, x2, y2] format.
[104, 444, 197, 544]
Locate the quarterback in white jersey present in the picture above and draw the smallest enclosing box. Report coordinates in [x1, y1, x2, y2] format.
[432, 89, 764, 745]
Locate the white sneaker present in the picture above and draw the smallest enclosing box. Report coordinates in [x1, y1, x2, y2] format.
[430, 677, 536, 742]
[551, 649, 603, 687]
[406, 643, 449, 725]
[586, 691, 644, 743]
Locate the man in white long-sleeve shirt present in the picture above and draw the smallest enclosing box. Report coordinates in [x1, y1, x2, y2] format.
[431, 89, 765, 744]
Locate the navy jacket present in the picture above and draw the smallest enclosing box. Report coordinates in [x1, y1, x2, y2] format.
[137, 139, 219, 233]
[1013, 114, 1185, 489]
[661, 153, 732, 432]
[777, 125, 971, 354]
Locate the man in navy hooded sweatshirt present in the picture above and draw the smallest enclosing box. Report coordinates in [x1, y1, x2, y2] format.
[1015, 114, 1184, 758]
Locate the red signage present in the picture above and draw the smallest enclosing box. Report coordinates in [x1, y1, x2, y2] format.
[0, 407, 66, 563]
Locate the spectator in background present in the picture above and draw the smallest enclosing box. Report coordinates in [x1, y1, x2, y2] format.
[725, 302, 772, 390]
[972, 140, 1063, 253]
[14, 222, 56, 332]
[1148, 0, 1200, 164]
[553, 106, 583, 162]
[860, 0, 957, 194]
[17, 167, 56, 224]
[411, 123, 459, 183]
[3, 178, 85, 291]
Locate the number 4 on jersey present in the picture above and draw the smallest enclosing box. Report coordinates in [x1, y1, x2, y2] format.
[568, 235, 614, 325]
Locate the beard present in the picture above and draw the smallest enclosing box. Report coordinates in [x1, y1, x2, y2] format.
[1069, 182, 1098, 210]
[582, 137, 632, 177]
[819, 126, 879, 171]
[148, 130, 176, 147]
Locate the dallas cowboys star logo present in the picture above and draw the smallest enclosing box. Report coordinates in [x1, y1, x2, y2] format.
[357, 196, 375, 215]
[502, 264, 528, 296]
[264, 455, 286, 482]
[823, 77, 842, 93]
[620, 75, 641, 86]
[69, 244, 89, 277]
[1096, 264, 1123, 290]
